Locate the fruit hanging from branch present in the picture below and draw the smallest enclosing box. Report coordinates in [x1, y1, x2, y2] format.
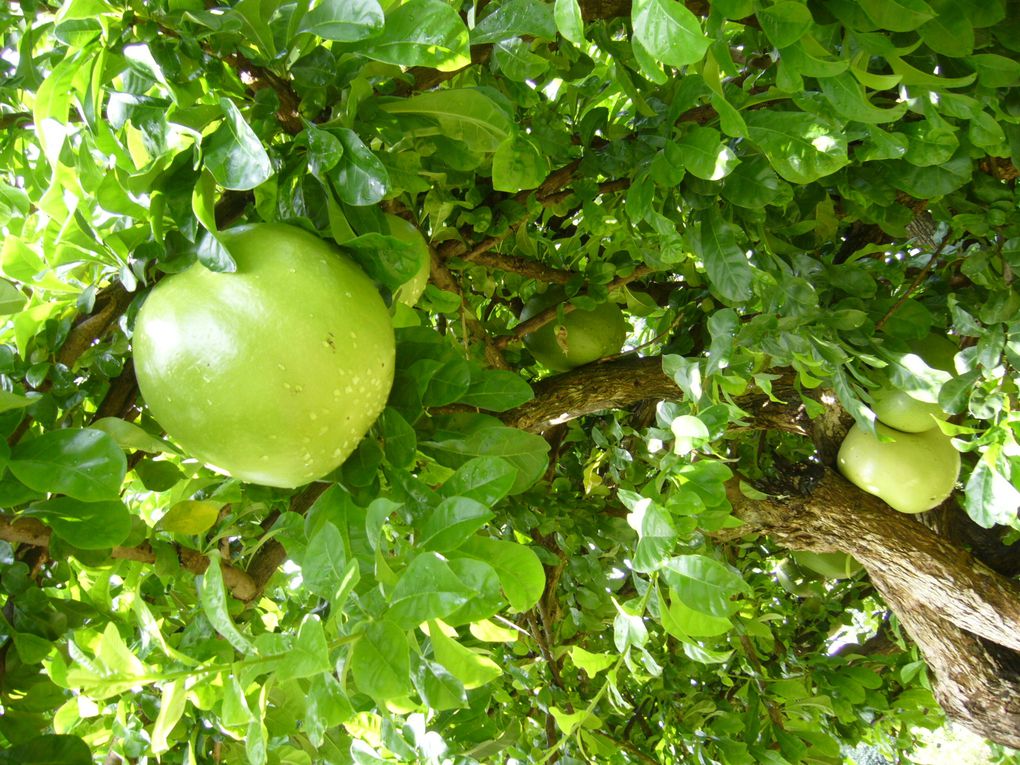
[836, 422, 961, 514]
[133, 223, 395, 488]
[521, 287, 628, 372]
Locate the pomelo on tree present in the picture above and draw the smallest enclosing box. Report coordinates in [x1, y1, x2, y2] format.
[133, 223, 395, 488]
[521, 287, 628, 372]
[837, 422, 960, 514]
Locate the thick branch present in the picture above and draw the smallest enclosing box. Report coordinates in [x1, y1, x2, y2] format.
[728, 470, 1020, 653]
[244, 483, 329, 595]
[872, 574, 1020, 749]
[0, 514, 257, 602]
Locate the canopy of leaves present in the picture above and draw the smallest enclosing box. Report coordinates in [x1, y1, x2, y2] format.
[0, 0, 1019, 763]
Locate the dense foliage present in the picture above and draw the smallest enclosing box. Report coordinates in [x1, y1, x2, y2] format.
[0, 0, 1018, 763]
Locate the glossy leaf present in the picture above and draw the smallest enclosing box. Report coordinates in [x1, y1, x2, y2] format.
[632, 0, 709, 67]
[387, 552, 473, 627]
[359, 0, 470, 71]
[25, 497, 131, 549]
[457, 536, 545, 611]
[203, 99, 273, 191]
[299, 0, 384, 42]
[350, 619, 412, 702]
[10, 428, 126, 501]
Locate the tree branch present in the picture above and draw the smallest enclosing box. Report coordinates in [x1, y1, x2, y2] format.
[0, 514, 257, 602]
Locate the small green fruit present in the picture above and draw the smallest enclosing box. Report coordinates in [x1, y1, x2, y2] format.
[521, 288, 627, 372]
[790, 550, 863, 580]
[133, 223, 395, 488]
[837, 422, 960, 514]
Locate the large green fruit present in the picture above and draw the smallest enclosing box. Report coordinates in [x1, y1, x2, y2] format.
[837, 422, 960, 514]
[133, 223, 395, 488]
[386, 214, 430, 307]
[871, 384, 946, 433]
[521, 288, 627, 372]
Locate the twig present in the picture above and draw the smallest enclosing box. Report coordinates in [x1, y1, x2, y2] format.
[875, 237, 949, 332]
[0, 514, 258, 601]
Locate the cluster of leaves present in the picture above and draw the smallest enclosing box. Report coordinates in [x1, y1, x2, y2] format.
[0, 0, 1019, 763]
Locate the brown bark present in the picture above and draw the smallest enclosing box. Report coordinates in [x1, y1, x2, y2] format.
[0, 514, 257, 601]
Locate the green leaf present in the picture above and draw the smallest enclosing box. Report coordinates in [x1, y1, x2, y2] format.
[333, 128, 388, 206]
[885, 155, 972, 198]
[918, 0, 973, 56]
[419, 496, 494, 552]
[203, 98, 273, 191]
[631, 0, 710, 67]
[10, 428, 126, 501]
[492, 133, 551, 192]
[280, 615, 332, 678]
[151, 680, 188, 754]
[381, 89, 512, 153]
[694, 206, 754, 303]
[387, 551, 473, 628]
[302, 521, 348, 597]
[304, 122, 344, 177]
[858, 0, 934, 31]
[665, 591, 733, 637]
[157, 500, 221, 535]
[91, 417, 178, 455]
[746, 111, 849, 183]
[756, 2, 814, 48]
[299, 0, 384, 42]
[620, 491, 677, 572]
[676, 126, 739, 180]
[440, 456, 518, 505]
[378, 407, 417, 469]
[0, 390, 38, 413]
[554, 0, 586, 45]
[305, 673, 354, 746]
[569, 646, 615, 677]
[964, 457, 1020, 529]
[663, 554, 749, 617]
[966, 54, 1020, 88]
[0, 735, 92, 765]
[493, 38, 551, 82]
[25, 497, 131, 549]
[423, 425, 550, 494]
[818, 72, 908, 124]
[350, 619, 412, 702]
[670, 414, 711, 456]
[0, 279, 27, 314]
[459, 369, 534, 411]
[427, 622, 502, 689]
[471, 0, 557, 44]
[191, 171, 236, 272]
[359, 0, 470, 71]
[198, 550, 254, 655]
[457, 536, 545, 611]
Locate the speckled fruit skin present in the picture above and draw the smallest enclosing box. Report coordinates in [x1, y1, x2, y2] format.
[871, 384, 946, 433]
[837, 422, 960, 514]
[521, 288, 627, 372]
[386, 214, 430, 307]
[133, 223, 395, 488]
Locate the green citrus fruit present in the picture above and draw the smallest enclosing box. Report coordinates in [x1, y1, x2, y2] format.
[871, 384, 946, 433]
[133, 223, 395, 488]
[521, 288, 628, 372]
[837, 422, 960, 514]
